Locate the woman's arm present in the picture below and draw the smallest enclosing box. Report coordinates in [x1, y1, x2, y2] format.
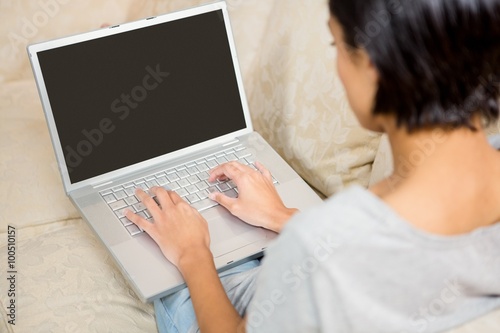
[178, 249, 246, 333]
[125, 162, 295, 332]
[126, 187, 246, 333]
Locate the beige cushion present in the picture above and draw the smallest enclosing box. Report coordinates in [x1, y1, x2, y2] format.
[248, 0, 380, 196]
[0, 220, 156, 332]
[0, 80, 80, 233]
[0, 0, 136, 83]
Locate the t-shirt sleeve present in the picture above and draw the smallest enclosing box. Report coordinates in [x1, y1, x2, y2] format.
[245, 217, 323, 333]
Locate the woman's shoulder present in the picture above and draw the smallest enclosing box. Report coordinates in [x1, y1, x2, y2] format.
[285, 185, 393, 232]
[278, 185, 398, 251]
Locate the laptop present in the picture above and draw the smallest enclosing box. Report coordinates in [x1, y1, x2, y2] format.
[28, 1, 322, 302]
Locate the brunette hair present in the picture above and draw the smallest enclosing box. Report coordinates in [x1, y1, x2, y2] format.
[329, 0, 500, 130]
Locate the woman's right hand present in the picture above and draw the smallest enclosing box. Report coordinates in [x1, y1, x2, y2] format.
[208, 161, 298, 233]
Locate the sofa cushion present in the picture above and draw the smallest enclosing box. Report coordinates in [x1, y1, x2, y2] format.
[0, 219, 156, 333]
[0, 81, 79, 233]
[0, 0, 137, 83]
[248, 0, 381, 197]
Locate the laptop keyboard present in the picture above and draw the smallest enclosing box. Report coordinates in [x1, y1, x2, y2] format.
[99, 145, 277, 236]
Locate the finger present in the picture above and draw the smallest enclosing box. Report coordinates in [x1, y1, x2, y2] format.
[209, 162, 246, 182]
[125, 209, 153, 235]
[209, 191, 237, 211]
[167, 190, 186, 205]
[255, 161, 273, 182]
[135, 188, 162, 215]
[150, 186, 175, 208]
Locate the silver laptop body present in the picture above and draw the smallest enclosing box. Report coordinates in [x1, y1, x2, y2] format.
[28, 1, 322, 302]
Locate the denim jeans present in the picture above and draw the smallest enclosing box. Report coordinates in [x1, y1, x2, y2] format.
[154, 259, 260, 333]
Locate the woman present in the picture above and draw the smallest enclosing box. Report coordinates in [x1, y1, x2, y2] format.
[125, 0, 500, 331]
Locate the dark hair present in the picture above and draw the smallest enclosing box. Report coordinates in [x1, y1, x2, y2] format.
[329, 0, 500, 131]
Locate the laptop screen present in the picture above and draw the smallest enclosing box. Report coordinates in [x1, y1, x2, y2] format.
[37, 10, 247, 184]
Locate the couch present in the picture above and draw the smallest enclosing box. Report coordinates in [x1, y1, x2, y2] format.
[1, 0, 499, 332]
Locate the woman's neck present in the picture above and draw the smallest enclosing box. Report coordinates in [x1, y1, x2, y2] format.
[373, 118, 500, 235]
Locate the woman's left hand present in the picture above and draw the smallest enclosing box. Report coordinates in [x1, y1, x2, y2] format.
[124, 186, 211, 268]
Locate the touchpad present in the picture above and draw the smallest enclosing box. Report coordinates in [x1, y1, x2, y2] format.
[203, 206, 266, 257]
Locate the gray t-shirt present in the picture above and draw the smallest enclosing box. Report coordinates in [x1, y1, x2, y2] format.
[245, 185, 500, 333]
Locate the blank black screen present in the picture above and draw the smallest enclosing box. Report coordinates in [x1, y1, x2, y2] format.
[38, 10, 246, 184]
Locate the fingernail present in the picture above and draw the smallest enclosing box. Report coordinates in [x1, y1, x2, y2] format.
[208, 193, 216, 200]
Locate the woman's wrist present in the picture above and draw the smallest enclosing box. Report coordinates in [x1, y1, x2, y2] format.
[269, 207, 299, 233]
[177, 246, 213, 277]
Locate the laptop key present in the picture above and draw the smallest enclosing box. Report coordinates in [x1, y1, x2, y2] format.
[166, 182, 180, 190]
[208, 186, 219, 194]
[156, 176, 168, 186]
[115, 190, 127, 200]
[133, 202, 146, 212]
[217, 182, 230, 192]
[198, 189, 209, 200]
[197, 163, 209, 172]
[146, 180, 159, 188]
[187, 175, 200, 184]
[103, 194, 116, 203]
[109, 200, 127, 211]
[195, 181, 209, 191]
[115, 209, 127, 219]
[167, 174, 180, 182]
[206, 160, 218, 168]
[190, 198, 219, 212]
[120, 217, 133, 226]
[198, 171, 210, 181]
[235, 149, 251, 159]
[186, 185, 199, 194]
[124, 187, 135, 196]
[225, 153, 238, 161]
[176, 188, 189, 197]
[178, 179, 190, 188]
[186, 194, 200, 204]
[126, 224, 142, 236]
[216, 156, 227, 164]
[178, 170, 190, 178]
[101, 189, 113, 196]
[125, 196, 139, 205]
[187, 166, 199, 175]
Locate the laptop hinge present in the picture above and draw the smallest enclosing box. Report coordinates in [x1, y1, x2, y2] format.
[223, 139, 239, 147]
